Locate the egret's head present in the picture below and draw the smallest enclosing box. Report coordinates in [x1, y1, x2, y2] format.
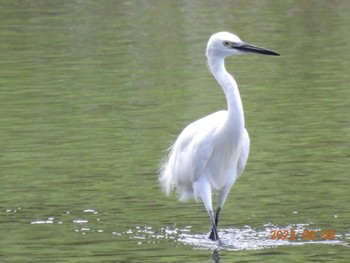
[206, 32, 280, 59]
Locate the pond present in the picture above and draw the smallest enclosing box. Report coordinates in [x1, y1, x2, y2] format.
[1, 1, 349, 262]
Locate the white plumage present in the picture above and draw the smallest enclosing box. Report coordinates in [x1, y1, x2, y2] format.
[159, 32, 279, 241]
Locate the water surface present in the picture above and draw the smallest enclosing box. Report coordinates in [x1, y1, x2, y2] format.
[1, 1, 349, 262]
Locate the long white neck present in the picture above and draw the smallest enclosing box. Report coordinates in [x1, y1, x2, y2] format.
[208, 56, 245, 129]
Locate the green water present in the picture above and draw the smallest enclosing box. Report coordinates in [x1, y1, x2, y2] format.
[1, 1, 349, 262]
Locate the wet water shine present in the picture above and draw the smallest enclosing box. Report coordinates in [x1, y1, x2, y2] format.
[1, 1, 349, 262]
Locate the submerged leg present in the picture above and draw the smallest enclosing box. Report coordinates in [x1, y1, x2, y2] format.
[193, 179, 220, 242]
[209, 207, 221, 241]
[208, 182, 235, 241]
[209, 210, 219, 241]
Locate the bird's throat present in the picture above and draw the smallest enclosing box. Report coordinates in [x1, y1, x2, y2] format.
[209, 58, 245, 130]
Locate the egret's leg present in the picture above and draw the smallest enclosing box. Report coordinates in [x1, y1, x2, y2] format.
[217, 181, 235, 210]
[214, 207, 222, 226]
[193, 179, 220, 242]
[209, 183, 235, 240]
[208, 210, 219, 241]
[209, 207, 221, 240]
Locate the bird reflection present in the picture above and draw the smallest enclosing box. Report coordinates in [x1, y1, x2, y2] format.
[212, 250, 220, 263]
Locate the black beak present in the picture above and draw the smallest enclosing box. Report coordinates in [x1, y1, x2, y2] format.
[233, 42, 280, 56]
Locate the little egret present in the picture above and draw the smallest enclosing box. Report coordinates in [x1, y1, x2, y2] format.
[159, 32, 279, 241]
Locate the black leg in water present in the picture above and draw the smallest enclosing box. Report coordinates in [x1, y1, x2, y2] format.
[209, 222, 219, 241]
[209, 207, 221, 241]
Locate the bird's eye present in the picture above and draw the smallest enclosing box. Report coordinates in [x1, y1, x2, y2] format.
[223, 41, 231, 47]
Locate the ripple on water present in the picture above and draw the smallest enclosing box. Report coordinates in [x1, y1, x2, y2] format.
[116, 222, 349, 250]
[179, 223, 348, 251]
[27, 209, 349, 251]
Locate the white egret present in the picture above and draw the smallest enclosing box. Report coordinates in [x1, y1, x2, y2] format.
[159, 32, 279, 241]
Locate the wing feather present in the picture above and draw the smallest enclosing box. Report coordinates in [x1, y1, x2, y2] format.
[237, 128, 250, 178]
[159, 111, 227, 200]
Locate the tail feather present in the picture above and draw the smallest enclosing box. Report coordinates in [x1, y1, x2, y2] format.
[159, 144, 195, 202]
[158, 158, 173, 196]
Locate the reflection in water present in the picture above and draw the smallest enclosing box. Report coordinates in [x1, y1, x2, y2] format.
[212, 250, 220, 263]
[21, 211, 350, 263]
[115, 222, 348, 251]
[27, 210, 349, 252]
[19, 207, 350, 262]
[179, 223, 347, 251]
